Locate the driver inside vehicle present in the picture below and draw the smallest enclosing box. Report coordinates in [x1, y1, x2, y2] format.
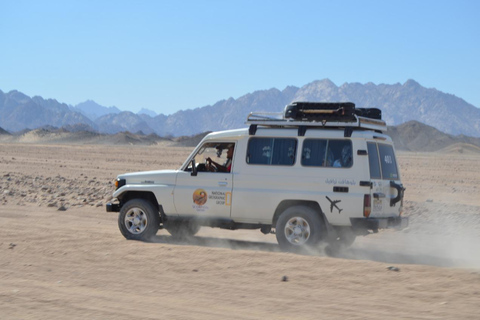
[206, 145, 234, 172]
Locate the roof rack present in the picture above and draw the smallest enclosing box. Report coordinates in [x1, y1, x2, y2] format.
[245, 111, 387, 137]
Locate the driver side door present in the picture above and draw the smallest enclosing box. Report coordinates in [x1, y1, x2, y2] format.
[173, 142, 235, 218]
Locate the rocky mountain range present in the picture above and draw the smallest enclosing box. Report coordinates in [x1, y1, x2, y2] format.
[1, 120, 480, 153]
[0, 90, 95, 131]
[1, 79, 479, 137]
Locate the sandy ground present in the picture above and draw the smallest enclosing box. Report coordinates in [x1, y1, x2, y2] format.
[1, 143, 480, 319]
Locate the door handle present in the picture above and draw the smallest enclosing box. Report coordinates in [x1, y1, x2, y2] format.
[373, 192, 385, 199]
[218, 181, 228, 187]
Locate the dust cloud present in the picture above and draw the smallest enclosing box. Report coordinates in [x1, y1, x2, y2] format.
[149, 198, 480, 269]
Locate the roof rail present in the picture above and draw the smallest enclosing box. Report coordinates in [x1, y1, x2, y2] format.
[245, 111, 387, 135]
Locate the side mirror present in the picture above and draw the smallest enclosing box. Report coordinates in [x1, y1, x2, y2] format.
[191, 159, 197, 176]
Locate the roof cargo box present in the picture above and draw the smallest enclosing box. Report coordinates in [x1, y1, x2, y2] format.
[355, 108, 382, 120]
[284, 102, 356, 122]
[247, 101, 387, 134]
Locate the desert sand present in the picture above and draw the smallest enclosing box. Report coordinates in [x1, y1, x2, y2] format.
[1, 143, 480, 319]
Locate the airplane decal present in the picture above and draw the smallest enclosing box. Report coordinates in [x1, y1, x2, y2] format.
[326, 196, 343, 214]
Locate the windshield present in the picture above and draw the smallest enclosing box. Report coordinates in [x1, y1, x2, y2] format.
[193, 143, 228, 165]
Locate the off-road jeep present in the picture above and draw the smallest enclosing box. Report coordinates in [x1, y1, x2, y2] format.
[107, 102, 407, 251]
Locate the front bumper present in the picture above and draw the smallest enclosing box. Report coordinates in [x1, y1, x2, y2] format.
[106, 202, 121, 212]
[350, 216, 408, 233]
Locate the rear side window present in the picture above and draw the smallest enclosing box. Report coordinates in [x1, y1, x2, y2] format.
[367, 142, 399, 180]
[247, 138, 297, 165]
[378, 144, 399, 180]
[302, 139, 328, 166]
[302, 139, 352, 168]
[327, 140, 353, 168]
[367, 142, 381, 179]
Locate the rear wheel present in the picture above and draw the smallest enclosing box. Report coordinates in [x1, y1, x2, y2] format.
[325, 227, 356, 256]
[331, 227, 356, 247]
[275, 205, 325, 252]
[118, 199, 160, 241]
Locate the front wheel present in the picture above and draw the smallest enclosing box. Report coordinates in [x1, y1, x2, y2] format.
[275, 205, 325, 252]
[118, 199, 160, 241]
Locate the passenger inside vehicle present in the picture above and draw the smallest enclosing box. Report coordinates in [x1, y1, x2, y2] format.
[333, 144, 353, 167]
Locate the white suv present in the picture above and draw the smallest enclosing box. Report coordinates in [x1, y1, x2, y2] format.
[107, 102, 407, 251]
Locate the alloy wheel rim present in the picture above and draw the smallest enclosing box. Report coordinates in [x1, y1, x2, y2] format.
[124, 208, 148, 234]
[284, 217, 310, 245]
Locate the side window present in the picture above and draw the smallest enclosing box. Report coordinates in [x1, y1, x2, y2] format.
[246, 138, 273, 165]
[247, 138, 296, 166]
[302, 139, 327, 166]
[326, 140, 353, 168]
[367, 142, 381, 179]
[272, 138, 296, 165]
[302, 139, 352, 168]
[186, 142, 235, 173]
[378, 144, 399, 180]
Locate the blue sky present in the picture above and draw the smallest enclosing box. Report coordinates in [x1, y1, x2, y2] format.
[0, 0, 478, 115]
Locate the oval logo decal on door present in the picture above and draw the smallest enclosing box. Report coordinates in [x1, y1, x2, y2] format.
[193, 189, 208, 206]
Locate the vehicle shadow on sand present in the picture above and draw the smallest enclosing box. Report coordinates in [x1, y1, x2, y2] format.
[149, 234, 473, 268]
[151, 234, 282, 252]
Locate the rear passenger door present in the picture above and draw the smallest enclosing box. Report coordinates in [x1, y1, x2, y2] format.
[230, 137, 297, 223]
[367, 142, 402, 217]
[246, 138, 297, 165]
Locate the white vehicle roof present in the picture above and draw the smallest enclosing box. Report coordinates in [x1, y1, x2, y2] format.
[202, 125, 392, 142]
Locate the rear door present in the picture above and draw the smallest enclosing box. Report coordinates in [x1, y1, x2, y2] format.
[367, 142, 403, 217]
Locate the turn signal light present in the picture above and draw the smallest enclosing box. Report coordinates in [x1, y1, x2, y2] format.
[115, 178, 126, 190]
[364, 194, 371, 217]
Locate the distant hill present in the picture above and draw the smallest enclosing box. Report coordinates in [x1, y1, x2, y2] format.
[138, 108, 157, 117]
[387, 120, 480, 152]
[1, 79, 480, 137]
[0, 90, 95, 132]
[0, 127, 11, 135]
[437, 143, 480, 155]
[71, 100, 121, 120]
[1, 121, 479, 153]
[0, 126, 168, 145]
[94, 111, 156, 135]
[173, 131, 212, 147]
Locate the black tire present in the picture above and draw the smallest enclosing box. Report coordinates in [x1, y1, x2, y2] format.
[118, 199, 160, 241]
[165, 220, 201, 239]
[325, 227, 356, 256]
[334, 227, 356, 247]
[275, 205, 325, 252]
